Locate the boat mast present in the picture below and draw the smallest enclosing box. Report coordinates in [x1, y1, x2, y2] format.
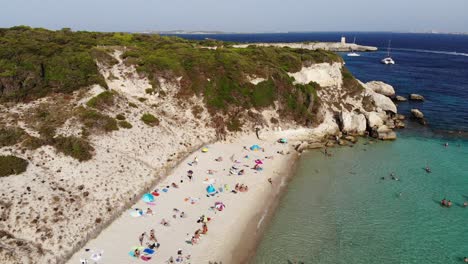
[387, 40, 391, 57]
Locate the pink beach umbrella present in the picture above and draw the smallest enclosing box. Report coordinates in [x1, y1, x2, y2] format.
[255, 159, 263, 165]
[215, 202, 225, 211]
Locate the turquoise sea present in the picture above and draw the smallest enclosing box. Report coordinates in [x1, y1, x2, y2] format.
[254, 131, 468, 263]
[174, 32, 468, 263]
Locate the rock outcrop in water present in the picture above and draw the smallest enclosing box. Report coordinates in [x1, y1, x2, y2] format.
[365, 81, 396, 97]
[411, 108, 427, 125]
[395, 95, 408, 102]
[410, 94, 425, 101]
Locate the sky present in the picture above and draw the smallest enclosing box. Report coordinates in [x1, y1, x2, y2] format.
[1, 0, 468, 33]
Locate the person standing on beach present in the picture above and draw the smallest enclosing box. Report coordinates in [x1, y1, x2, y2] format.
[255, 127, 261, 140]
[139, 232, 146, 246]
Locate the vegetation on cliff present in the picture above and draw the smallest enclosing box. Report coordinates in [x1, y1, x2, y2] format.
[0, 26, 361, 163]
[0, 155, 28, 177]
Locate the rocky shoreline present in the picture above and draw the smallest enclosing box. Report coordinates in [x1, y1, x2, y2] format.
[233, 42, 378, 52]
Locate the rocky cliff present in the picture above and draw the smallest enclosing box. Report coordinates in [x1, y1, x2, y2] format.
[0, 27, 399, 264]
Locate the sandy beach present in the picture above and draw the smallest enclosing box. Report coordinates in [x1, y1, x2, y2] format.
[67, 131, 301, 264]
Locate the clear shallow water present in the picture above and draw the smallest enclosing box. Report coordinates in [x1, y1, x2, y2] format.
[171, 32, 468, 262]
[254, 135, 468, 264]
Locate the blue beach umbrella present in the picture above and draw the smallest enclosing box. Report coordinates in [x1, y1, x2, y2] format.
[142, 193, 155, 203]
[206, 184, 216, 195]
[250, 144, 261, 151]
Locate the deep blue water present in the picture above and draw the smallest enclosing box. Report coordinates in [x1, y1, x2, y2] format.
[171, 32, 468, 133]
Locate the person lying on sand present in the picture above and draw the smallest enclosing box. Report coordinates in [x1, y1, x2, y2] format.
[161, 218, 170, 226]
[171, 182, 179, 188]
[238, 169, 245, 176]
[202, 223, 208, 234]
[215, 156, 223, 162]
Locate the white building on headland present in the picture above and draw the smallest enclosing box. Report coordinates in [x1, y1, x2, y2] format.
[341, 36, 346, 44]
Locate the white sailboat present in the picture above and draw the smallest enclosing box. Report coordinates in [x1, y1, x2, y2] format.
[381, 40, 395, 64]
[347, 37, 360, 57]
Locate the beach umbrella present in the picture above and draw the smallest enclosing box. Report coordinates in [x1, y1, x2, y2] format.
[201, 147, 209, 153]
[250, 144, 261, 151]
[255, 159, 263, 165]
[215, 202, 225, 211]
[142, 193, 155, 203]
[206, 184, 217, 195]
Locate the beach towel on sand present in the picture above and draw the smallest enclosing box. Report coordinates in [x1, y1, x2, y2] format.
[128, 246, 145, 257]
[130, 210, 143, 217]
[143, 248, 155, 255]
[141, 255, 152, 261]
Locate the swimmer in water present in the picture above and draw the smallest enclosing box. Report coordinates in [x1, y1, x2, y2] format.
[425, 166, 431, 173]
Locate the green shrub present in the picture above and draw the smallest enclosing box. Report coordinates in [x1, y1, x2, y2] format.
[115, 114, 126, 120]
[0, 127, 25, 147]
[138, 97, 147, 102]
[76, 107, 119, 132]
[0, 155, 28, 177]
[341, 67, 364, 95]
[145, 88, 155, 95]
[118, 120, 133, 129]
[141, 113, 159, 126]
[128, 102, 138, 108]
[22, 136, 46, 150]
[86, 91, 115, 109]
[252, 79, 276, 107]
[53, 136, 94, 161]
[227, 118, 242, 132]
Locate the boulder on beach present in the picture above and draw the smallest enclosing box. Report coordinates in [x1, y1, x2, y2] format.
[365, 81, 395, 97]
[409, 94, 425, 101]
[395, 95, 408, 102]
[411, 109, 424, 119]
[339, 111, 367, 135]
[344, 135, 357, 143]
[367, 112, 384, 129]
[374, 125, 397, 140]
